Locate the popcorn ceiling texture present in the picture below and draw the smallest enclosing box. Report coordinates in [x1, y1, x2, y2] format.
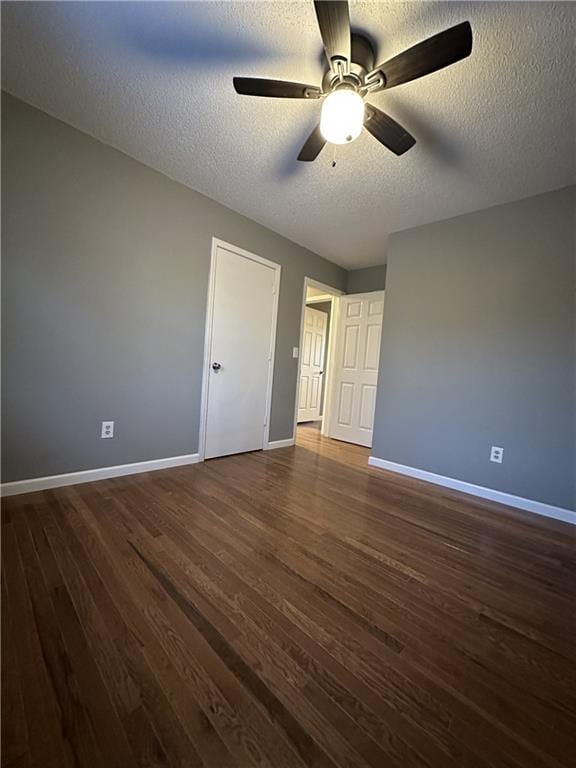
[2, 1, 575, 268]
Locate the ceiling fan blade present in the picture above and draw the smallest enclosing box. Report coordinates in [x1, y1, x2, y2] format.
[233, 77, 321, 98]
[372, 21, 472, 91]
[313, 1, 351, 65]
[364, 105, 416, 156]
[297, 125, 326, 161]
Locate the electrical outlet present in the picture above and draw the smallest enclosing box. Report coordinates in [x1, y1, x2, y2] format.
[490, 446, 503, 464]
[101, 421, 114, 439]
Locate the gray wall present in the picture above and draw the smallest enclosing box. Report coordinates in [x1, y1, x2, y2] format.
[346, 264, 386, 293]
[372, 187, 576, 510]
[1, 93, 346, 481]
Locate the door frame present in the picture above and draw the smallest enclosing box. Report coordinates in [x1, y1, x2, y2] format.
[198, 237, 281, 461]
[292, 277, 344, 441]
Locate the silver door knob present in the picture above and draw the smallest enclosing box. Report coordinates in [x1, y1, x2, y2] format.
[212, 362, 222, 371]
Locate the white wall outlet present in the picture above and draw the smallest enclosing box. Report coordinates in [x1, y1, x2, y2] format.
[292, 347, 299, 359]
[101, 421, 114, 439]
[490, 446, 504, 464]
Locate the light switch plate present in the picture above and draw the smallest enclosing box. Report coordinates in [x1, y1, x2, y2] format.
[292, 347, 299, 359]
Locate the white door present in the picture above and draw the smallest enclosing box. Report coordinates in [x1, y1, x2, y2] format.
[298, 306, 328, 422]
[327, 291, 384, 447]
[204, 243, 279, 459]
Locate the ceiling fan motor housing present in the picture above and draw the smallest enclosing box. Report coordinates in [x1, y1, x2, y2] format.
[322, 33, 376, 92]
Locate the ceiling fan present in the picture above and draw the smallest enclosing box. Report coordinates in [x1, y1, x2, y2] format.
[233, 1, 472, 161]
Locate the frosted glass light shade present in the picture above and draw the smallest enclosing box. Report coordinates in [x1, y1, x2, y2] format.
[320, 89, 364, 145]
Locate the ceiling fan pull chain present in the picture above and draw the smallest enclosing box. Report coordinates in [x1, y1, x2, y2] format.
[331, 144, 337, 168]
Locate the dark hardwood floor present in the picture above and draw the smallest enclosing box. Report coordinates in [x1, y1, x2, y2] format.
[2, 426, 575, 768]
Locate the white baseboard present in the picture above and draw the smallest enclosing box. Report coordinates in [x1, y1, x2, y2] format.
[264, 438, 295, 451]
[1, 453, 201, 497]
[368, 457, 576, 526]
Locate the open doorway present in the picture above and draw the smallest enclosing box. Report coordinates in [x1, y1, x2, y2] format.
[295, 282, 386, 453]
[293, 278, 343, 439]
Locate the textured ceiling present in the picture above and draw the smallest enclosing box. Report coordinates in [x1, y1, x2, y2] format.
[2, 1, 575, 268]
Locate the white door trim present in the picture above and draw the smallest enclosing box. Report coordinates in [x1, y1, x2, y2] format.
[292, 277, 344, 443]
[199, 238, 281, 460]
[321, 294, 341, 439]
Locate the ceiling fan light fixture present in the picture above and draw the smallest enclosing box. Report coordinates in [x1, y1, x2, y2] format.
[320, 87, 364, 145]
[233, 2, 473, 162]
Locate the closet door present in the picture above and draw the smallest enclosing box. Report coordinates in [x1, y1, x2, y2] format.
[204, 242, 279, 458]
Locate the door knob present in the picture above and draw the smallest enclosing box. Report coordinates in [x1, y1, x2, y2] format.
[212, 362, 222, 371]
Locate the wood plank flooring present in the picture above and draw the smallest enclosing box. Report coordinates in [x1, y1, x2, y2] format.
[2, 424, 575, 768]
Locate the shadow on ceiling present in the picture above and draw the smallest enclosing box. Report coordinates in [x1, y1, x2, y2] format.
[114, 4, 281, 66]
[373, 97, 466, 169]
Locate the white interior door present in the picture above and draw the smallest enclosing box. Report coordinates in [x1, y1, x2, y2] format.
[204, 243, 278, 459]
[298, 306, 328, 422]
[327, 291, 384, 447]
